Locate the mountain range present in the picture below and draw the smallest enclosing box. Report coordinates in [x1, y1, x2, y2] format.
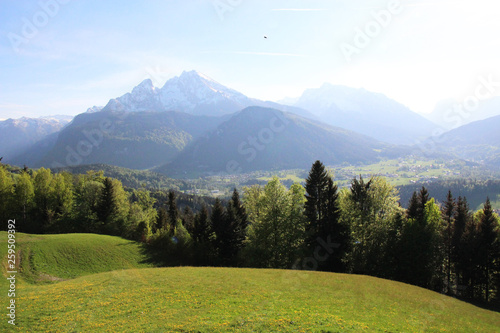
[157, 106, 394, 176]
[0, 116, 72, 161]
[5, 70, 500, 175]
[286, 83, 436, 145]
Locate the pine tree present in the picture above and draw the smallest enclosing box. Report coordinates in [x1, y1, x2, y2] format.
[97, 177, 118, 229]
[226, 188, 248, 262]
[210, 198, 227, 264]
[417, 187, 430, 223]
[452, 196, 469, 293]
[192, 205, 213, 265]
[304, 161, 330, 249]
[441, 190, 455, 294]
[181, 206, 195, 236]
[476, 198, 499, 301]
[304, 161, 346, 272]
[167, 190, 179, 232]
[406, 191, 419, 220]
[96, 177, 128, 235]
[193, 205, 211, 244]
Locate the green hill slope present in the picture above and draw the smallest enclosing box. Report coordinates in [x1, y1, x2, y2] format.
[0, 232, 152, 285]
[1, 233, 499, 332]
[5, 267, 499, 332]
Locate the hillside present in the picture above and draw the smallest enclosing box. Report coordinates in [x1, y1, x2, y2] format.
[5, 267, 500, 332]
[27, 110, 227, 169]
[435, 114, 500, 166]
[0, 233, 152, 285]
[2, 232, 499, 331]
[159, 106, 397, 176]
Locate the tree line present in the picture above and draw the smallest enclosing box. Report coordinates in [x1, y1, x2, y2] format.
[1, 161, 499, 304]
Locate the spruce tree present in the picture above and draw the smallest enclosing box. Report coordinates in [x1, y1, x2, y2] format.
[210, 198, 227, 264]
[441, 190, 455, 294]
[193, 205, 213, 265]
[167, 190, 179, 232]
[193, 205, 211, 244]
[477, 198, 499, 301]
[226, 189, 248, 262]
[181, 206, 195, 236]
[304, 161, 346, 272]
[304, 160, 329, 248]
[406, 191, 419, 220]
[97, 177, 118, 232]
[452, 196, 469, 292]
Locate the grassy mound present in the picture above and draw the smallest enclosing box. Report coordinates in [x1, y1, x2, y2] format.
[0, 232, 152, 284]
[5, 267, 500, 332]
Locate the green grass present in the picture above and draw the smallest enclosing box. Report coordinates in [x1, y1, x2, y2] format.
[1, 232, 152, 285]
[6, 267, 500, 332]
[1, 232, 500, 332]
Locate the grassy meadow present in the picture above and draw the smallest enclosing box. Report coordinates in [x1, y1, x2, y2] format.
[1, 232, 500, 332]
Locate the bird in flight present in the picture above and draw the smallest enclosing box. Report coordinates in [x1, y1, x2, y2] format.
[264, 36, 267, 39]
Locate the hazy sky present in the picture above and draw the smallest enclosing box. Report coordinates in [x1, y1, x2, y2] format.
[1, 0, 499, 119]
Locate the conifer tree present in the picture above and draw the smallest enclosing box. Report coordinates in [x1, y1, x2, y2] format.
[210, 198, 227, 264]
[193, 205, 211, 244]
[441, 190, 455, 294]
[192, 205, 213, 265]
[452, 196, 470, 292]
[181, 206, 195, 236]
[226, 188, 248, 261]
[304, 161, 346, 272]
[97, 177, 118, 228]
[476, 198, 499, 301]
[167, 190, 179, 232]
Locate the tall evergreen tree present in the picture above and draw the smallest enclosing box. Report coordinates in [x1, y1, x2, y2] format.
[193, 205, 211, 243]
[476, 198, 499, 301]
[406, 191, 419, 220]
[192, 205, 213, 265]
[226, 188, 248, 263]
[461, 214, 481, 299]
[304, 161, 330, 249]
[96, 177, 129, 235]
[452, 196, 470, 293]
[210, 198, 227, 264]
[97, 177, 118, 228]
[181, 206, 195, 236]
[397, 190, 441, 288]
[304, 161, 346, 272]
[441, 190, 455, 294]
[167, 190, 179, 232]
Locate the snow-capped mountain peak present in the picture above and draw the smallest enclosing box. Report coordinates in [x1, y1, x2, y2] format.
[103, 70, 256, 116]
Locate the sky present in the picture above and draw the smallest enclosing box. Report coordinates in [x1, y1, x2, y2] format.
[0, 0, 499, 120]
